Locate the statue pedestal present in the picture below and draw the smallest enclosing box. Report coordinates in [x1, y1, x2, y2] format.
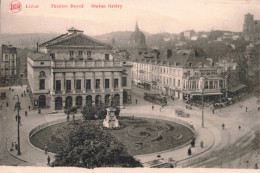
[103, 107, 120, 129]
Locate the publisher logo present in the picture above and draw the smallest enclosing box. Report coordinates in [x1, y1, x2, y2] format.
[10, 0, 22, 13]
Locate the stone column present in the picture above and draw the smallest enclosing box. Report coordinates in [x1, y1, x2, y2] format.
[62, 72, 65, 94]
[119, 72, 122, 91]
[101, 72, 104, 92]
[53, 73, 56, 90]
[120, 93, 123, 107]
[72, 96, 76, 107]
[92, 72, 95, 92]
[82, 96, 86, 107]
[72, 72, 76, 93]
[83, 72, 86, 94]
[110, 72, 114, 92]
[50, 96, 55, 111]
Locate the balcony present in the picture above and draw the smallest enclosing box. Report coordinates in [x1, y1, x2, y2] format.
[53, 60, 123, 68]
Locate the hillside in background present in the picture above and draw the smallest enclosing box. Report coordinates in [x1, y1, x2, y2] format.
[1, 31, 177, 49]
[1, 33, 59, 49]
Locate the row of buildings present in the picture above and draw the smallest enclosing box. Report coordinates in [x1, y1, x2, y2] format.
[4, 13, 256, 111]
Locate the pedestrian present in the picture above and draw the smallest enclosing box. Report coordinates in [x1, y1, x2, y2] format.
[28, 105, 31, 111]
[25, 111, 27, 117]
[246, 107, 248, 112]
[212, 108, 215, 114]
[15, 143, 18, 150]
[191, 140, 195, 147]
[38, 108, 41, 114]
[152, 105, 154, 111]
[188, 147, 192, 155]
[15, 115, 18, 122]
[44, 145, 48, 154]
[6, 102, 8, 107]
[73, 114, 75, 123]
[238, 125, 241, 130]
[136, 99, 138, 104]
[67, 115, 70, 122]
[24, 93, 26, 97]
[47, 156, 50, 166]
[255, 163, 258, 169]
[222, 123, 225, 130]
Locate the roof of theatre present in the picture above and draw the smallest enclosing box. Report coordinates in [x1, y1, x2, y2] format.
[39, 30, 112, 49]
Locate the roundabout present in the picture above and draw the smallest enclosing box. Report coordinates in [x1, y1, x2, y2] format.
[29, 117, 195, 156]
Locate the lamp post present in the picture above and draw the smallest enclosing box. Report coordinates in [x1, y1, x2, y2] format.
[200, 77, 205, 128]
[13, 95, 21, 155]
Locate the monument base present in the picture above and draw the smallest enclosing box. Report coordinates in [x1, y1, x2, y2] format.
[103, 107, 120, 129]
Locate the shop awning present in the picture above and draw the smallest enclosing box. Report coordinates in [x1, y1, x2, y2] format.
[191, 92, 223, 96]
[229, 84, 246, 93]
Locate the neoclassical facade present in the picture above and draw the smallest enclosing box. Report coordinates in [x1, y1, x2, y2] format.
[27, 28, 132, 110]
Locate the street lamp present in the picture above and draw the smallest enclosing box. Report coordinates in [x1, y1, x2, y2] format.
[13, 95, 21, 155]
[200, 77, 206, 128]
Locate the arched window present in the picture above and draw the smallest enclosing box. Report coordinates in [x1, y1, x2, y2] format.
[86, 95, 92, 106]
[76, 96, 82, 107]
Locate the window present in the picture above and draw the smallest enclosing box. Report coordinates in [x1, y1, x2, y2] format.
[105, 79, 110, 89]
[5, 55, 8, 60]
[96, 79, 100, 89]
[12, 61, 15, 66]
[86, 79, 91, 89]
[87, 51, 91, 57]
[105, 54, 109, 60]
[78, 51, 83, 56]
[76, 80, 81, 90]
[5, 62, 9, 67]
[204, 81, 209, 89]
[66, 80, 71, 91]
[40, 79, 45, 90]
[50, 53, 55, 60]
[219, 80, 223, 88]
[56, 80, 61, 91]
[40, 62, 44, 65]
[122, 77, 127, 87]
[209, 81, 213, 89]
[12, 55, 15, 60]
[114, 79, 118, 88]
[70, 51, 74, 56]
[178, 80, 180, 87]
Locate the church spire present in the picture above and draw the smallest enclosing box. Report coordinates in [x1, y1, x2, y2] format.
[135, 21, 139, 31]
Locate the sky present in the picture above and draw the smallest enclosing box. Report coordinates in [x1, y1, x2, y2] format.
[1, 0, 260, 35]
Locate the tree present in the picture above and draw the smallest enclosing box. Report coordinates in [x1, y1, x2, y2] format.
[52, 124, 142, 168]
[81, 103, 121, 120]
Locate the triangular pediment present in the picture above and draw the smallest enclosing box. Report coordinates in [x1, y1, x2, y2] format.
[50, 34, 111, 48]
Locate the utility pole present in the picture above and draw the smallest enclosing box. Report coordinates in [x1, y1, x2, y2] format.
[13, 95, 21, 155]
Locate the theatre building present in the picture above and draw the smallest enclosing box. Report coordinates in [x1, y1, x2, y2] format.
[27, 28, 132, 110]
